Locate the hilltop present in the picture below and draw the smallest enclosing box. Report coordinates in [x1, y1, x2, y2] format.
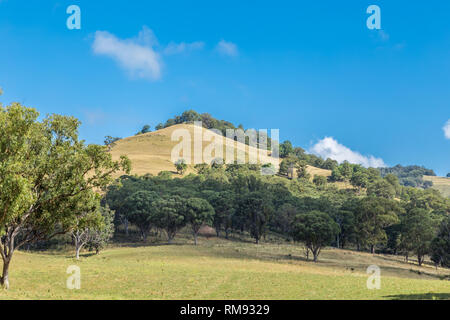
[109, 123, 337, 182]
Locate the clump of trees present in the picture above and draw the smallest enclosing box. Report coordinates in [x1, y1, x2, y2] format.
[378, 164, 435, 188]
[104, 160, 450, 266]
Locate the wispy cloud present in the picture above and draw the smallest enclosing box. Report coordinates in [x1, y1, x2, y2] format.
[310, 137, 386, 168]
[92, 26, 206, 80]
[93, 27, 162, 80]
[164, 41, 204, 55]
[444, 120, 450, 139]
[216, 40, 238, 57]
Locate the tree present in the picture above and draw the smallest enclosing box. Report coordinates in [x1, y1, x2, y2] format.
[194, 163, 210, 175]
[313, 175, 327, 188]
[291, 211, 340, 262]
[237, 191, 274, 244]
[430, 217, 450, 268]
[104, 176, 144, 236]
[279, 156, 297, 178]
[136, 124, 151, 135]
[296, 160, 311, 180]
[86, 206, 115, 255]
[350, 171, 368, 191]
[353, 197, 401, 253]
[104, 136, 121, 150]
[206, 191, 235, 238]
[400, 208, 438, 266]
[367, 179, 396, 199]
[175, 159, 188, 175]
[124, 191, 160, 241]
[447, 173, 450, 178]
[154, 196, 187, 243]
[185, 198, 215, 245]
[71, 197, 105, 260]
[279, 140, 294, 158]
[0, 103, 130, 288]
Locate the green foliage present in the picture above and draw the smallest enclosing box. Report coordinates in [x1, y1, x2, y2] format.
[353, 197, 402, 253]
[104, 136, 121, 147]
[154, 196, 187, 243]
[279, 140, 294, 158]
[174, 159, 188, 174]
[0, 102, 130, 288]
[124, 191, 160, 240]
[236, 191, 274, 244]
[136, 124, 151, 135]
[291, 211, 340, 261]
[86, 206, 115, 254]
[313, 175, 327, 188]
[185, 198, 215, 245]
[379, 165, 435, 188]
[399, 208, 438, 265]
[430, 216, 450, 267]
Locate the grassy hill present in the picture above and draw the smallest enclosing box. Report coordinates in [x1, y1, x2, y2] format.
[1, 236, 449, 300]
[424, 176, 450, 198]
[110, 123, 331, 178]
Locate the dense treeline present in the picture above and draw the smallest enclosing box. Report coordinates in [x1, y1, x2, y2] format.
[378, 164, 436, 188]
[103, 162, 450, 265]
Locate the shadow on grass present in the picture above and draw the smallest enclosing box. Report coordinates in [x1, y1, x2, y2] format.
[385, 293, 450, 300]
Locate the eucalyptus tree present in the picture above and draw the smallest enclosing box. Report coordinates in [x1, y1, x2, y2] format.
[291, 211, 340, 262]
[0, 103, 130, 289]
[185, 198, 215, 245]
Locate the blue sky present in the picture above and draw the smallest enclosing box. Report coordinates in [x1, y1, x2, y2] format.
[0, 0, 449, 175]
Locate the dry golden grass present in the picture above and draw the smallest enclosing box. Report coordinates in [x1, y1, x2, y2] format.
[110, 124, 280, 177]
[424, 175, 450, 198]
[0, 236, 449, 300]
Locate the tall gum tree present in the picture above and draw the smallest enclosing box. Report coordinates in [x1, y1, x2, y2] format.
[0, 102, 130, 289]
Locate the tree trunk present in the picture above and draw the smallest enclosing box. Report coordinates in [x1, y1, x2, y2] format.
[225, 229, 230, 239]
[336, 235, 340, 249]
[418, 255, 423, 266]
[370, 245, 375, 254]
[124, 219, 129, 236]
[0, 259, 11, 290]
[313, 250, 319, 262]
[194, 233, 198, 246]
[76, 247, 81, 260]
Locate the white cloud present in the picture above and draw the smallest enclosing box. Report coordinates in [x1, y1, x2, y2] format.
[310, 137, 386, 168]
[92, 27, 162, 80]
[164, 41, 204, 55]
[444, 119, 450, 139]
[216, 40, 238, 57]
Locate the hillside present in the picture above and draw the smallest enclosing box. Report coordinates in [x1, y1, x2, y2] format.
[2, 237, 449, 300]
[111, 123, 282, 175]
[109, 123, 336, 179]
[424, 176, 450, 198]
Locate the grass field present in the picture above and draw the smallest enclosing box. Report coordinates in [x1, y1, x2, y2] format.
[424, 175, 450, 198]
[1, 235, 449, 300]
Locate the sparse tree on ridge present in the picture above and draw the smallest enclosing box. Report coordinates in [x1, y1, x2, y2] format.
[175, 159, 188, 175]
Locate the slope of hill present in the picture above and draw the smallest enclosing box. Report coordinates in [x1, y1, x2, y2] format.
[424, 176, 450, 198]
[110, 123, 281, 176]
